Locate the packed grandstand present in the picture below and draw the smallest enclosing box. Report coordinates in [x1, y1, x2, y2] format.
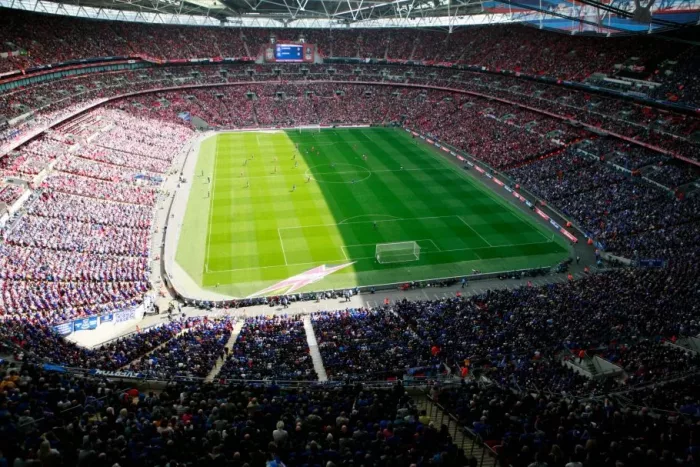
[1, 5, 700, 467]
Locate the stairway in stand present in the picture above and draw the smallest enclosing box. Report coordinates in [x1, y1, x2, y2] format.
[302, 315, 328, 381]
[205, 319, 245, 383]
[412, 393, 498, 467]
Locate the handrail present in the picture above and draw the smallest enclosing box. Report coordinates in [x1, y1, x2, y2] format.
[419, 390, 504, 467]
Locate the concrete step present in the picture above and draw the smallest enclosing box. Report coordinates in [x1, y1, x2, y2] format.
[205, 319, 245, 382]
[303, 315, 327, 381]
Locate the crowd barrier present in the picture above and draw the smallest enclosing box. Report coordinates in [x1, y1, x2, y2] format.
[38, 360, 460, 388]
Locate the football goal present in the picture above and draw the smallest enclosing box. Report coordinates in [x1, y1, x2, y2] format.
[297, 124, 322, 133]
[375, 241, 421, 264]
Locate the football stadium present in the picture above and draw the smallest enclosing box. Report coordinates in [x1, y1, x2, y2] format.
[176, 128, 567, 297]
[1, 1, 700, 465]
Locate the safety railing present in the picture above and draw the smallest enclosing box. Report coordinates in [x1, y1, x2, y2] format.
[416, 391, 504, 467]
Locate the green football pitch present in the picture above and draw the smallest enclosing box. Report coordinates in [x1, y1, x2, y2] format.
[175, 128, 568, 297]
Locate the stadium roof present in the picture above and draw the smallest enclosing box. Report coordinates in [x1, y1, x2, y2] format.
[2, 0, 699, 33]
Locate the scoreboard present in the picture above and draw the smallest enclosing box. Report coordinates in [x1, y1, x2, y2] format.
[265, 43, 315, 63]
[276, 44, 303, 61]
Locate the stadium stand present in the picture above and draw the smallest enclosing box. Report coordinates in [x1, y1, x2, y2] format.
[1, 10, 700, 467]
[2, 63, 699, 164]
[0, 10, 694, 86]
[2, 255, 699, 465]
[218, 316, 316, 381]
[124, 317, 233, 379]
[1, 109, 192, 323]
[0, 183, 24, 206]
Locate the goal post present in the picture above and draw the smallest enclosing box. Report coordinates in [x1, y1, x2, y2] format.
[375, 241, 421, 264]
[297, 124, 322, 133]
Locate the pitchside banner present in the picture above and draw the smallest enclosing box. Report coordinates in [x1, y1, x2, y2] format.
[639, 259, 664, 268]
[73, 317, 99, 332]
[114, 308, 136, 323]
[54, 322, 74, 336]
[51, 305, 141, 337]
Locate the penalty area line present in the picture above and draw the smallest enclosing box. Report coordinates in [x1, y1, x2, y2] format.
[457, 216, 493, 247]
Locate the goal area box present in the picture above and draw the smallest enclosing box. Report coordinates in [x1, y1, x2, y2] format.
[375, 241, 421, 264]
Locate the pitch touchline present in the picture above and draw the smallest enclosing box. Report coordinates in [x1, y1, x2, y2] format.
[205, 239, 554, 273]
[204, 142, 219, 273]
[309, 167, 450, 176]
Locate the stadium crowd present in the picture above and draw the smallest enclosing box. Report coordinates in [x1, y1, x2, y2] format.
[312, 308, 430, 381]
[2, 62, 699, 164]
[0, 360, 472, 467]
[1, 253, 699, 465]
[0, 16, 699, 466]
[218, 316, 316, 382]
[125, 317, 233, 380]
[0, 183, 24, 206]
[0, 109, 192, 323]
[2, 8, 698, 98]
[506, 141, 700, 258]
[1, 318, 188, 370]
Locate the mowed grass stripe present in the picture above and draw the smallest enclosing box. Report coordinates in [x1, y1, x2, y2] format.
[308, 131, 420, 248]
[385, 129, 555, 247]
[209, 133, 288, 272]
[206, 132, 352, 274]
[177, 128, 568, 297]
[350, 130, 490, 254]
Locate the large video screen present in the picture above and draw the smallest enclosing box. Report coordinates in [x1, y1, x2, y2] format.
[275, 44, 304, 62]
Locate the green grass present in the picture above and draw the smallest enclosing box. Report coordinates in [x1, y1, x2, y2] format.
[176, 128, 568, 297]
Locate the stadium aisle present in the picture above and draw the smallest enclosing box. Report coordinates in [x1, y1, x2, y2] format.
[303, 315, 328, 381]
[205, 318, 245, 382]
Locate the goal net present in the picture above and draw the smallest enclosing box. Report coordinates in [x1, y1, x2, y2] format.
[376, 241, 421, 264]
[297, 124, 322, 133]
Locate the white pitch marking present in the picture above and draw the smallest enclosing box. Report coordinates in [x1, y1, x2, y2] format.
[206, 240, 553, 273]
[278, 215, 458, 231]
[338, 214, 402, 225]
[204, 144, 219, 273]
[277, 228, 289, 266]
[340, 239, 439, 251]
[457, 215, 493, 247]
[425, 238, 442, 252]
